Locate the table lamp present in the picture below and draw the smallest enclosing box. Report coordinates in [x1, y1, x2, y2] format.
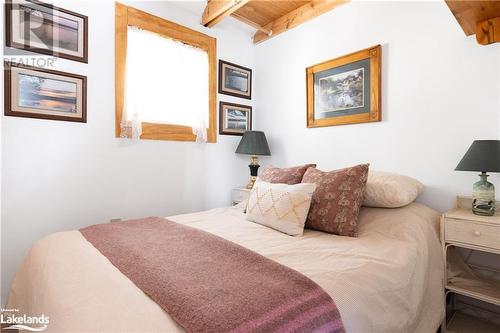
[235, 131, 271, 189]
[455, 140, 500, 216]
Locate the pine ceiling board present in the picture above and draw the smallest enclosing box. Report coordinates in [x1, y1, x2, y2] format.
[234, 0, 310, 27]
[445, 0, 500, 36]
[253, 0, 349, 44]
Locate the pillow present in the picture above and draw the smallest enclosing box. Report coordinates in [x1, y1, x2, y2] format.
[302, 164, 369, 237]
[259, 164, 317, 185]
[246, 180, 317, 236]
[363, 171, 424, 208]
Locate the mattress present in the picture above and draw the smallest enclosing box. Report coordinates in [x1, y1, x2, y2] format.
[7, 202, 444, 332]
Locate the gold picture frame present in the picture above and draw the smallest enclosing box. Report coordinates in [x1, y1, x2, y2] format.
[306, 45, 381, 128]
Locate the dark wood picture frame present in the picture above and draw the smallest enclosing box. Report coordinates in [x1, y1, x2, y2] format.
[218, 60, 252, 100]
[5, 0, 89, 63]
[306, 45, 381, 128]
[4, 61, 87, 123]
[219, 101, 252, 136]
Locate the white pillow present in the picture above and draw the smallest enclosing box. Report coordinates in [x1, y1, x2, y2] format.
[246, 180, 316, 236]
[363, 171, 424, 208]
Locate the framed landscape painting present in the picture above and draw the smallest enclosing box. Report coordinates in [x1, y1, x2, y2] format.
[219, 102, 252, 136]
[5, 0, 88, 63]
[219, 60, 252, 99]
[4, 62, 87, 122]
[306, 45, 381, 127]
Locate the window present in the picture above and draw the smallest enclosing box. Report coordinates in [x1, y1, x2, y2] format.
[115, 3, 217, 142]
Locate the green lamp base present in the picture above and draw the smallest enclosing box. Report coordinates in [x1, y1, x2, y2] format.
[472, 172, 495, 216]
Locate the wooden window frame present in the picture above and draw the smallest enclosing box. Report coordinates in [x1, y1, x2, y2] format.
[115, 2, 217, 142]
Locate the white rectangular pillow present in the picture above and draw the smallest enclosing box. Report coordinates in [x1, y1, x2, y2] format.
[245, 180, 316, 236]
[363, 171, 424, 208]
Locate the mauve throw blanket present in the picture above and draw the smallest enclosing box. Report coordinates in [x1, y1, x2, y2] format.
[80, 217, 344, 333]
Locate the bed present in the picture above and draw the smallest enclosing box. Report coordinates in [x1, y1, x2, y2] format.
[7, 202, 444, 332]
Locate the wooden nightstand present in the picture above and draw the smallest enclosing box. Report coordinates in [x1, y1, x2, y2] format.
[231, 187, 251, 206]
[441, 196, 500, 332]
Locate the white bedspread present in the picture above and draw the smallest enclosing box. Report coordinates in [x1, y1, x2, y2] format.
[7, 202, 444, 333]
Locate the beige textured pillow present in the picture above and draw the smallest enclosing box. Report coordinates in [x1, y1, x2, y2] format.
[246, 180, 317, 236]
[363, 171, 424, 208]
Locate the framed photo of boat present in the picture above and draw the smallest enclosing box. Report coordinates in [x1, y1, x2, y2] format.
[218, 60, 252, 99]
[219, 101, 252, 136]
[4, 62, 87, 123]
[306, 45, 381, 127]
[5, 0, 88, 63]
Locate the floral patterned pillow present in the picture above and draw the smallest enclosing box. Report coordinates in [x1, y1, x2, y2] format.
[260, 164, 317, 185]
[302, 164, 369, 237]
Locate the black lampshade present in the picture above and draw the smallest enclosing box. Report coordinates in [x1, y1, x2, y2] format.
[455, 140, 500, 173]
[235, 131, 271, 156]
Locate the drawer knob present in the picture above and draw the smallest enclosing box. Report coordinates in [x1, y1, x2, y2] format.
[473, 230, 482, 237]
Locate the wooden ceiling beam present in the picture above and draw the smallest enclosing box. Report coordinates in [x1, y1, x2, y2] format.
[445, 0, 500, 45]
[253, 0, 350, 44]
[476, 17, 500, 45]
[201, 0, 251, 28]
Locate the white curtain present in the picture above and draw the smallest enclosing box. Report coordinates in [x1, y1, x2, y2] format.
[121, 26, 209, 142]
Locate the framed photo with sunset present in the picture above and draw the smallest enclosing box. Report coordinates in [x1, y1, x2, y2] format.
[5, 0, 88, 63]
[4, 62, 87, 122]
[306, 45, 381, 128]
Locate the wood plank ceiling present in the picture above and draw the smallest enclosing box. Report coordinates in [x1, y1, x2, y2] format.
[202, 1, 500, 45]
[202, 0, 349, 44]
[445, 0, 500, 45]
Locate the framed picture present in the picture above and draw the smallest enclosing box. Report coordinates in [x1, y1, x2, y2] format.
[218, 60, 252, 99]
[219, 101, 252, 136]
[5, 0, 88, 63]
[306, 45, 381, 127]
[4, 62, 87, 122]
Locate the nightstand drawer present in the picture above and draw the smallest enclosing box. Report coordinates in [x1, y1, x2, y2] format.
[445, 218, 500, 250]
[233, 191, 248, 202]
[231, 187, 251, 205]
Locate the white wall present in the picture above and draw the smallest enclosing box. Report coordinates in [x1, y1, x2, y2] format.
[254, 0, 500, 213]
[1, 0, 256, 303]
